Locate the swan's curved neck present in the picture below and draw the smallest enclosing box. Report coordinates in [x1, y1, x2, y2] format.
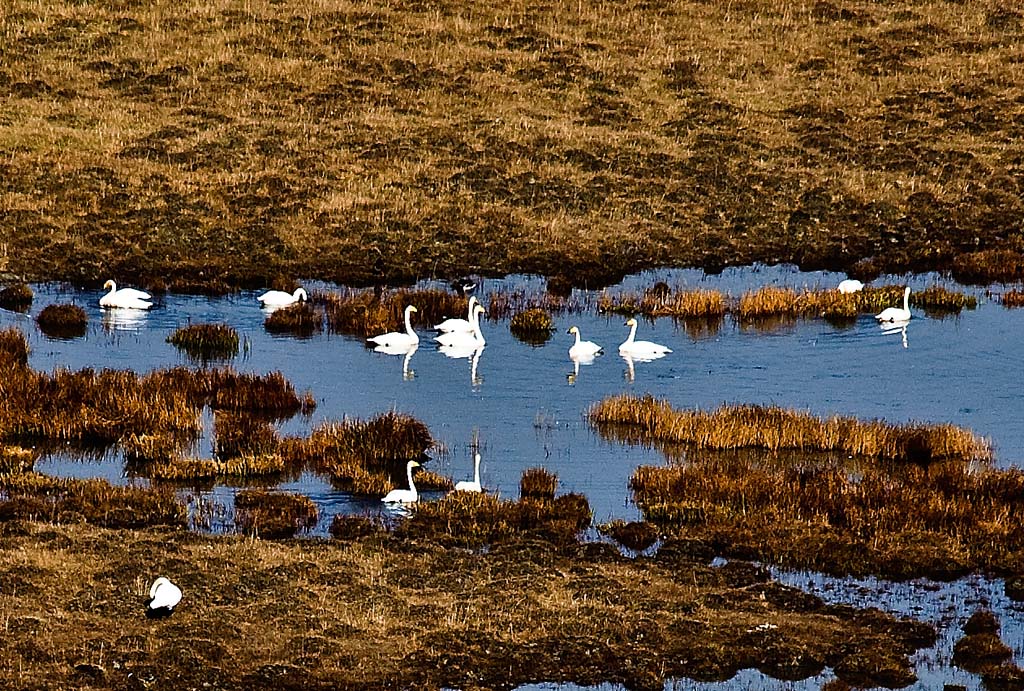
[407, 463, 417, 493]
[472, 310, 485, 344]
[903, 287, 910, 311]
[106, 282, 117, 295]
[466, 297, 478, 319]
[573, 330, 582, 346]
[625, 321, 637, 344]
[405, 308, 415, 336]
[473, 454, 481, 483]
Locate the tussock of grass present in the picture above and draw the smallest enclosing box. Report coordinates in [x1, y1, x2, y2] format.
[509, 308, 554, 345]
[0, 472, 185, 528]
[213, 412, 278, 460]
[590, 394, 991, 464]
[1001, 290, 1024, 308]
[167, 323, 239, 361]
[234, 490, 318, 539]
[0, 446, 35, 476]
[0, 284, 33, 311]
[597, 519, 659, 552]
[487, 289, 580, 320]
[36, 304, 88, 339]
[520, 467, 558, 501]
[601, 286, 727, 319]
[321, 289, 464, 337]
[264, 303, 324, 337]
[0, 328, 29, 369]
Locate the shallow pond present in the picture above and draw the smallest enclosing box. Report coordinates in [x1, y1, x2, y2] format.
[4, 264, 1024, 688]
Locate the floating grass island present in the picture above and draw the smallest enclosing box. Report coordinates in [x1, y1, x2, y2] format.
[167, 323, 240, 361]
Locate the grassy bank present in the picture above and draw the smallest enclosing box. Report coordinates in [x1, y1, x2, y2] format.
[2, 1, 1024, 290]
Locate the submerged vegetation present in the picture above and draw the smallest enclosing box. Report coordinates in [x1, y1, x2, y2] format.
[167, 323, 240, 361]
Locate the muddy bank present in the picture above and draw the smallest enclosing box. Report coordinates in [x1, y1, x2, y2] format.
[2, 1, 1024, 291]
[0, 520, 935, 690]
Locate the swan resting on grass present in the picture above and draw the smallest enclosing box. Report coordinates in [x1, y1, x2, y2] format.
[567, 326, 602, 360]
[382, 460, 421, 504]
[257, 287, 308, 308]
[619, 318, 671, 359]
[100, 280, 152, 310]
[368, 305, 419, 349]
[838, 279, 864, 294]
[434, 296, 480, 333]
[875, 286, 912, 323]
[454, 453, 482, 493]
[147, 577, 182, 616]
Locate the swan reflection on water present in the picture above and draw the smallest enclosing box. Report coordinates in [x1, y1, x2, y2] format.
[439, 343, 484, 387]
[879, 320, 910, 349]
[621, 350, 667, 382]
[101, 307, 148, 332]
[373, 343, 418, 380]
[567, 352, 599, 385]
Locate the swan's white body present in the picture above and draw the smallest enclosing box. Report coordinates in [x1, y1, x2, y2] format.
[382, 461, 421, 503]
[618, 318, 671, 358]
[100, 280, 152, 310]
[257, 287, 307, 308]
[875, 286, 912, 323]
[369, 305, 419, 348]
[837, 279, 864, 294]
[454, 453, 482, 493]
[148, 577, 182, 612]
[567, 326, 602, 359]
[434, 296, 480, 333]
[435, 305, 485, 347]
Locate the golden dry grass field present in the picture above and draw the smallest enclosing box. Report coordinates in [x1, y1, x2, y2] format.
[1, 0, 1023, 290]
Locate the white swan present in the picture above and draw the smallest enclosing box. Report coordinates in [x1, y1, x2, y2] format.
[147, 577, 182, 613]
[435, 304, 485, 347]
[567, 326, 602, 359]
[257, 287, 307, 308]
[875, 286, 912, 323]
[99, 280, 152, 310]
[368, 305, 419, 348]
[434, 296, 480, 333]
[382, 460, 421, 503]
[838, 279, 864, 294]
[454, 453, 482, 493]
[619, 318, 671, 359]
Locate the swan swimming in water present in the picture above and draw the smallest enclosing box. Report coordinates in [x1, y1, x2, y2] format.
[368, 305, 419, 348]
[837, 279, 864, 294]
[619, 318, 671, 359]
[382, 460, 421, 503]
[434, 296, 480, 333]
[147, 577, 182, 616]
[454, 453, 483, 493]
[875, 286, 912, 323]
[100, 280, 152, 310]
[257, 287, 308, 308]
[436, 304, 485, 347]
[567, 326, 602, 360]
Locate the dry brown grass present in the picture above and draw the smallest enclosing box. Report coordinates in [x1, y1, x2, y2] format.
[0, 283, 33, 311]
[0, 328, 29, 368]
[167, 323, 239, 361]
[600, 286, 727, 318]
[320, 288, 464, 337]
[234, 489, 318, 538]
[509, 307, 554, 345]
[1002, 289, 1024, 308]
[590, 394, 991, 464]
[36, 303, 88, 339]
[263, 302, 324, 337]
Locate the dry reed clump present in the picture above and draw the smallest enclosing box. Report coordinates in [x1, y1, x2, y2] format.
[952, 610, 1012, 674]
[597, 519, 659, 552]
[736, 287, 803, 321]
[520, 467, 558, 501]
[167, 323, 240, 361]
[0, 328, 29, 368]
[210, 369, 313, 416]
[589, 394, 991, 464]
[329, 513, 387, 540]
[397, 479, 592, 548]
[0, 445, 35, 476]
[320, 289, 464, 337]
[911, 285, 977, 313]
[0, 283, 33, 312]
[264, 303, 324, 337]
[952, 251, 1024, 285]
[509, 308, 554, 345]
[0, 473, 186, 528]
[599, 287, 727, 319]
[486, 288, 579, 320]
[120, 432, 185, 464]
[234, 490, 318, 539]
[213, 412, 278, 460]
[1001, 290, 1024, 308]
[413, 468, 455, 491]
[36, 304, 88, 339]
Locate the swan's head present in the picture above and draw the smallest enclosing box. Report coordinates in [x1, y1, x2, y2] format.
[624, 317, 638, 327]
[103, 279, 115, 290]
[295, 288, 308, 301]
[904, 286, 911, 297]
[406, 305, 418, 314]
[149, 577, 171, 599]
[474, 304, 486, 316]
[408, 460, 421, 471]
[567, 326, 580, 335]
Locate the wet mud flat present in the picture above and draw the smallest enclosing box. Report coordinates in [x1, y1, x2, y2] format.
[0, 520, 937, 691]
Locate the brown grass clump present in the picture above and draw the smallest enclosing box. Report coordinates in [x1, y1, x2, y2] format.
[210, 369, 310, 417]
[509, 308, 554, 345]
[167, 323, 239, 361]
[952, 610, 1012, 674]
[264, 303, 324, 338]
[0, 446, 35, 476]
[0, 283, 33, 312]
[911, 285, 977, 314]
[1001, 290, 1024, 308]
[234, 490, 317, 539]
[589, 394, 991, 464]
[0, 328, 29, 369]
[213, 412, 278, 460]
[321, 289, 463, 337]
[329, 513, 387, 540]
[36, 304, 88, 339]
[397, 486, 592, 548]
[520, 467, 558, 501]
[600, 287, 727, 319]
[412, 468, 455, 491]
[120, 432, 185, 464]
[953, 250, 1024, 285]
[736, 287, 803, 321]
[598, 520, 659, 552]
[487, 289, 579, 320]
[0, 473, 185, 528]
